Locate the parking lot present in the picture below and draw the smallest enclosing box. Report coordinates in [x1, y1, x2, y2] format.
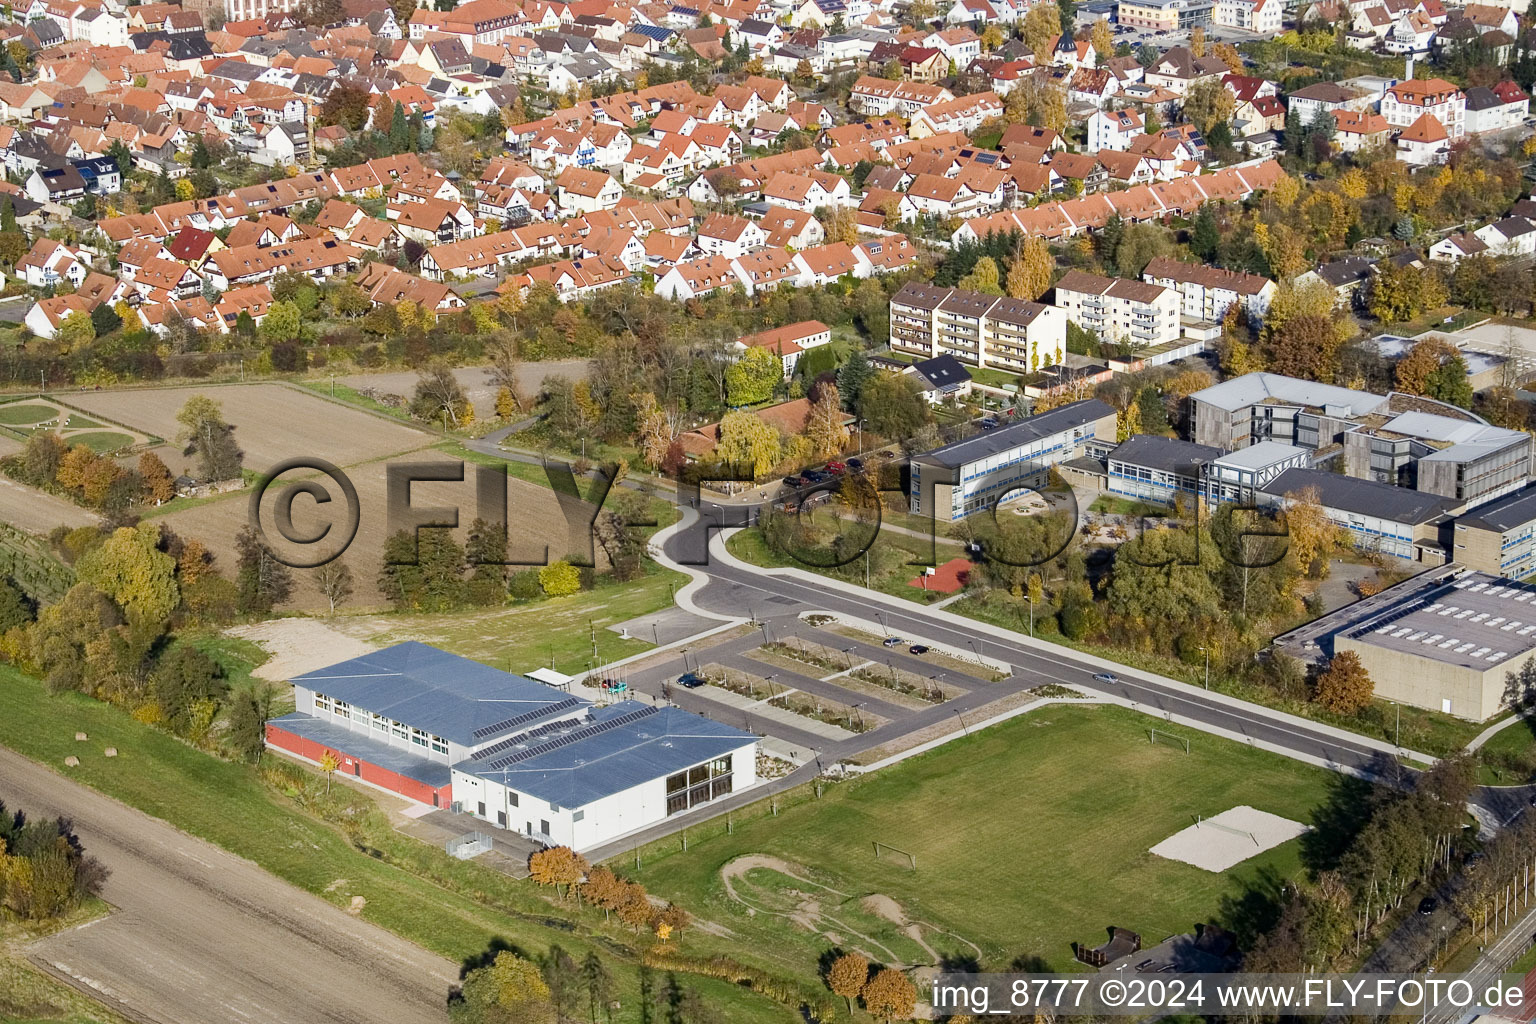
[613, 617, 1020, 765]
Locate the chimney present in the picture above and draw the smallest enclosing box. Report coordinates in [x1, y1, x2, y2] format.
[1405, 55, 1414, 81]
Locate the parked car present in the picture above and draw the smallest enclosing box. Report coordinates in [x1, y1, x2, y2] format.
[909, 644, 930, 655]
[782, 475, 806, 488]
[802, 469, 829, 483]
[1092, 672, 1118, 683]
[678, 672, 706, 688]
[882, 636, 904, 648]
[846, 457, 864, 471]
[1418, 896, 1438, 916]
[980, 417, 1000, 430]
[825, 460, 846, 475]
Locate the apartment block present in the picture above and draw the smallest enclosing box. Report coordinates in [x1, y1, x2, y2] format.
[1051, 269, 1181, 350]
[1141, 257, 1276, 327]
[888, 281, 1067, 373]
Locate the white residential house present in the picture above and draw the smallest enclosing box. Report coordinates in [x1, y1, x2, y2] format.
[695, 213, 767, 259]
[1465, 82, 1529, 134]
[1214, 0, 1281, 32]
[1473, 216, 1536, 257]
[1087, 109, 1145, 152]
[1381, 78, 1466, 141]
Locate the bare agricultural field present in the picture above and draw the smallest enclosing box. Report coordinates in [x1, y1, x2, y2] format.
[158, 449, 604, 611]
[327, 359, 591, 414]
[0, 473, 98, 534]
[66, 384, 433, 474]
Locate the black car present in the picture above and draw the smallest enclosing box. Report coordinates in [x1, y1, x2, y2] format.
[909, 644, 930, 655]
[678, 672, 706, 688]
[1418, 896, 1438, 916]
[846, 457, 864, 471]
[782, 475, 805, 488]
[980, 417, 1000, 430]
[802, 469, 829, 483]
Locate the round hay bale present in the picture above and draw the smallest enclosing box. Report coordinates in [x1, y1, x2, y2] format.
[104, 747, 117, 757]
[75, 732, 88, 741]
[64, 755, 80, 767]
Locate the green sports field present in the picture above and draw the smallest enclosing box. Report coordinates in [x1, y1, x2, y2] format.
[623, 704, 1334, 974]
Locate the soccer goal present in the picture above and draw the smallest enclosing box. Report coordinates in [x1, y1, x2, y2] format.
[1148, 728, 1191, 754]
[873, 841, 917, 870]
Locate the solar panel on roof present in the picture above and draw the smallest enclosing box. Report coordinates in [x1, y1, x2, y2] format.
[471, 695, 585, 740]
[483, 705, 661, 771]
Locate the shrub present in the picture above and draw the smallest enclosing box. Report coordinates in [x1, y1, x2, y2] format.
[538, 560, 580, 597]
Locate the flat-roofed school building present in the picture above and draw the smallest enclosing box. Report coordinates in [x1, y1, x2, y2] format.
[267, 642, 758, 851]
[1331, 571, 1536, 720]
[908, 398, 1117, 521]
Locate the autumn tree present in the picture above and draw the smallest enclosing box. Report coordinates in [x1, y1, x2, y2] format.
[725, 345, 781, 405]
[826, 952, 870, 1012]
[861, 968, 917, 1023]
[57, 310, 96, 348]
[176, 395, 243, 482]
[1281, 486, 1336, 577]
[715, 410, 781, 479]
[1006, 236, 1053, 301]
[318, 750, 339, 793]
[1393, 335, 1456, 395]
[634, 390, 681, 469]
[957, 255, 1003, 295]
[528, 846, 590, 899]
[454, 952, 556, 1024]
[538, 559, 581, 597]
[1314, 651, 1374, 714]
[75, 524, 179, 627]
[804, 381, 849, 459]
[1090, 17, 1113, 60]
[1190, 24, 1206, 56]
[1022, 3, 1060, 59]
[139, 452, 176, 505]
[1212, 41, 1243, 72]
[1368, 260, 1448, 324]
[494, 386, 516, 421]
[1182, 77, 1235, 134]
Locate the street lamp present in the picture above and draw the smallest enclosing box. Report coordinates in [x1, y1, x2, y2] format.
[843, 646, 855, 669]
[1390, 701, 1401, 749]
[1197, 645, 1210, 690]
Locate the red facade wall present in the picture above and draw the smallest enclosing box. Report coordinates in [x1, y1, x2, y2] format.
[265, 724, 452, 808]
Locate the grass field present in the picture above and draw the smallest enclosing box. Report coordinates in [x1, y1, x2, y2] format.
[0, 403, 54, 425]
[0, 665, 796, 1024]
[352, 562, 686, 674]
[65, 431, 133, 453]
[1476, 718, 1536, 785]
[622, 704, 1332, 974]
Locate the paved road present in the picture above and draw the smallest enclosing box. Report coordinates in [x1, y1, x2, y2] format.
[0, 746, 458, 1024]
[668, 511, 1406, 770]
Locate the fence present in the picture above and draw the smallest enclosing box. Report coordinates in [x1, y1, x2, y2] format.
[446, 831, 493, 860]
